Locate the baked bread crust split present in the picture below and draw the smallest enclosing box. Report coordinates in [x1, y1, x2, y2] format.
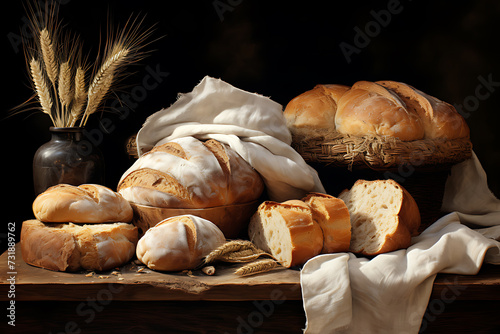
[21, 219, 138, 272]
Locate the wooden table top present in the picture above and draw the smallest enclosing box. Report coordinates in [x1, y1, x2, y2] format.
[1, 243, 499, 302]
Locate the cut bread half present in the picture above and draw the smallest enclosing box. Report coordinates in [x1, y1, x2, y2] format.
[248, 200, 323, 268]
[338, 179, 420, 256]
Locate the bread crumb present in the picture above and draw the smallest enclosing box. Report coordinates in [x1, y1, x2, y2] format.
[98, 275, 110, 279]
[118, 277, 124, 281]
[85, 272, 94, 277]
[202, 266, 216, 276]
[111, 271, 120, 276]
[137, 267, 145, 273]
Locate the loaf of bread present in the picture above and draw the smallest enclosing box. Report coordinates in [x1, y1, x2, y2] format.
[338, 179, 421, 256]
[21, 219, 138, 272]
[136, 215, 226, 271]
[248, 194, 351, 267]
[118, 137, 264, 208]
[284, 80, 469, 140]
[33, 184, 133, 223]
[302, 193, 351, 253]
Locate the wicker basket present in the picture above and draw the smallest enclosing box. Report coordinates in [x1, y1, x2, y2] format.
[292, 130, 473, 232]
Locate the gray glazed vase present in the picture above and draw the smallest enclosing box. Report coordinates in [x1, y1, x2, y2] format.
[33, 127, 105, 195]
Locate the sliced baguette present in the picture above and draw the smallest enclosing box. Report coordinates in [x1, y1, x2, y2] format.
[248, 200, 323, 268]
[338, 179, 420, 256]
[302, 193, 351, 253]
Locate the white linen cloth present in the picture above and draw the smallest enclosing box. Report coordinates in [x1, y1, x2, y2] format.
[301, 152, 500, 333]
[134, 76, 324, 202]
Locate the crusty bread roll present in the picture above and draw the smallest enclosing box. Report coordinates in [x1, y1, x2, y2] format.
[248, 200, 324, 268]
[21, 219, 138, 272]
[136, 215, 226, 271]
[33, 184, 133, 223]
[376, 80, 470, 139]
[336, 81, 425, 141]
[284, 84, 350, 130]
[118, 137, 264, 208]
[338, 179, 421, 256]
[302, 193, 351, 253]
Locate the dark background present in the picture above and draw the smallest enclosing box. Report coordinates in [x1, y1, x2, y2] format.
[2, 0, 500, 251]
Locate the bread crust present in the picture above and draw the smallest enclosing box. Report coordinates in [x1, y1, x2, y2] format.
[248, 201, 323, 268]
[302, 193, 351, 253]
[33, 184, 133, 223]
[136, 215, 226, 271]
[118, 137, 264, 208]
[21, 219, 138, 272]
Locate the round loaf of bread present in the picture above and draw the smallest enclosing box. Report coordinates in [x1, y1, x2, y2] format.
[118, 137, 264, 208]
[136, 215, 226, 271]
[302, 193, 351, 254]
[335, 81, 425, 141]
[21, 219, 138, 272]
[284, 84, 350, 130]
[248, 200, 324, 268]
[33, 184, 133, 223]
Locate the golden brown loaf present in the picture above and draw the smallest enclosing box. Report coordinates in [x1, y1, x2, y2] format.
[33, 184, 133, 223]
[248, 194, 351, 267]
[118, 137, 264, 208]
[136, 215, 226, 271]
[338, 179, 421, 256]
[284, 80, 469, 140]
[21, 219, 138, 272]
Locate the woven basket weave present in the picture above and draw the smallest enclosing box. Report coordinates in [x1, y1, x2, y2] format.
[291, 130, 473, 231]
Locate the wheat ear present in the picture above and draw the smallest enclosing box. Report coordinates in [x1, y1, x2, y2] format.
[235, 259, 278, 277]
[40, 28, 58, 85]
[80, 46, 129, 126]
[58, 61, 73, 125]
[29, 58, 55, 125]
[204, 240, 258, 265]
[69, 67, 87, 127]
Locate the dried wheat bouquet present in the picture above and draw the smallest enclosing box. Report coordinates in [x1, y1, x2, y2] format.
[21, 1, 155, 127]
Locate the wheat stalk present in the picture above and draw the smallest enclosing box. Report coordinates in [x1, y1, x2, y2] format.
[235, 259, 278, 277]
[40, 28, 59, 85]
[69, 66, 87, 127]
[203, 240, 258, 265]
[80, 46, 129, 127]
[58, 61, 73, 115]
[29, 58, 55, 125]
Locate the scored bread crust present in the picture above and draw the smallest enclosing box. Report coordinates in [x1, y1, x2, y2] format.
[302, 193, 351, 254]
[118, 137, 264, 208]
[284, 84, 350, 130]
[335, 81, 425, 141]
[338, 179, 421, 256]
[376, 80, 469, 139]
[136, 215, 226, 271]
[248, 200, 323, 268]
[20, 219, 138, 272]
[33, 184, 133, 223]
